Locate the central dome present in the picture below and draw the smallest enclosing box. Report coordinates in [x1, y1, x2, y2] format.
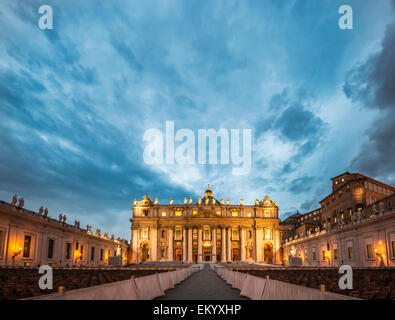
[204, 184, 213, 197]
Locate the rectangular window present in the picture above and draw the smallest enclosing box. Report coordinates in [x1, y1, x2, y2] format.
[75, 242, 79, 250]
[348, 247, 353, 260]
[80, 245, 84, 260]
[48, 239, 54, 259]
[366, 244, 373, 259]
[91, 247, 95, 261]
[216, 211, 221, 216]
[322, 250, 326, 261]
[161, 211, 167, 217]
[246, 212, 251, 217]
[231, 212, 238, 217]
[23, 235, 32, 258]
[100, 249, 104, 261]
[65, 243, 71, 260]
[312, 248, 316, 260]
[334, 249, 338, 260]
[193, 211, 198, 215]
[175, 211, 182, 216]
[161, 230, 165, 238]
[392, 241, 395, 258]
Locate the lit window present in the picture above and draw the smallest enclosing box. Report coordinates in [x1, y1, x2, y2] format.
[141, 228, 149, 239]
[265, 228, 271, 240]
[247, 212, 251, 217]
[193, 211, 198, 215]
[342, 178, 345, 182]
[347, 247, 353, 260]
[23, 235, 32, 258]
[175, 210, 182, 216]
[216, 211, 221, 216]
[335, 181, 338, 184]
[366, 244, 373, 259]
[161, 212, 167, 217]
[232, 211, 238, 217]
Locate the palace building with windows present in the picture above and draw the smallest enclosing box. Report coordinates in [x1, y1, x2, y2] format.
[130, 185, 281, 264]
[0, 198, 129, 267]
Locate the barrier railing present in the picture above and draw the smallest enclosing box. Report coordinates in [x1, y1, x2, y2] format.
[24, 266, 200, 300]
[214, 266, 359, 300]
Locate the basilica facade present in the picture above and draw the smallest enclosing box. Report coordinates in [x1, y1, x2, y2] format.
[130, 186, 281, 264]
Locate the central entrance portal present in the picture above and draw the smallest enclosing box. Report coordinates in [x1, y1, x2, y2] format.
[203, 248, 212, 261]
[175, 248, 182, 261]
[232, 248, 239, 261]
[141, 243, 149, 262]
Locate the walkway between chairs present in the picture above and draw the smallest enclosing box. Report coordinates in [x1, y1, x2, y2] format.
[157, 264, 249, 300]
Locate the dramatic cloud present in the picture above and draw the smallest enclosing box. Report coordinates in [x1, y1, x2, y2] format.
[0, 0, 394, 237]
[344, 22, 395, 184]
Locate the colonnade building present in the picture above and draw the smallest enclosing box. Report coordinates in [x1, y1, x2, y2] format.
[0, 197, 129, 267]
[130, 185, 281, 264]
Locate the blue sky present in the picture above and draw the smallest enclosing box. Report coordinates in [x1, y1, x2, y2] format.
[1, 0, 394, 240]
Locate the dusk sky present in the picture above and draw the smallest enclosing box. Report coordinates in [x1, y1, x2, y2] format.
[1, 0, 394, 240]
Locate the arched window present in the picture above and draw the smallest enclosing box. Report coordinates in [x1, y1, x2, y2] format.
[176, 230, 182, 240]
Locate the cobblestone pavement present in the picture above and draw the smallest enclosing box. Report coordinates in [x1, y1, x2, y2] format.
[157, 264, 249, 300]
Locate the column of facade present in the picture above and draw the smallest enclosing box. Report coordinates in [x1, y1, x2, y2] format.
[131, 226, 139, 263]
[188, 226, 193, 262]
[227, 227, 232, 262]
[256, 227, 263, 262]
[221, 226, 227, 262]
[240, 226, 246, 261]
[182, 228, 187, 262]
[150, 226, 158, 261]
[274, 228, 281, 264]
[212, 227, 217, 262]
[168, 227, 174, 261]
[198, 227, 202, 262]
[253, 226, 257, 262]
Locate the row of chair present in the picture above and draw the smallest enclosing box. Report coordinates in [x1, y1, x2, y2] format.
[235, 268, 395, 300]
[0, 267, 176, 300]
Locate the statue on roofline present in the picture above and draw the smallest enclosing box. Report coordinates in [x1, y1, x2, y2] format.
[11, 195, 17, 206]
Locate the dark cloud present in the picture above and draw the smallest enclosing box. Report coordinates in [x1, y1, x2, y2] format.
[288, 176, 316, 194]
[255, 89, 327, 175]
[344, 22, 395, 184]
[300, 199, 319, 213]
[344, 24, 395, 110]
